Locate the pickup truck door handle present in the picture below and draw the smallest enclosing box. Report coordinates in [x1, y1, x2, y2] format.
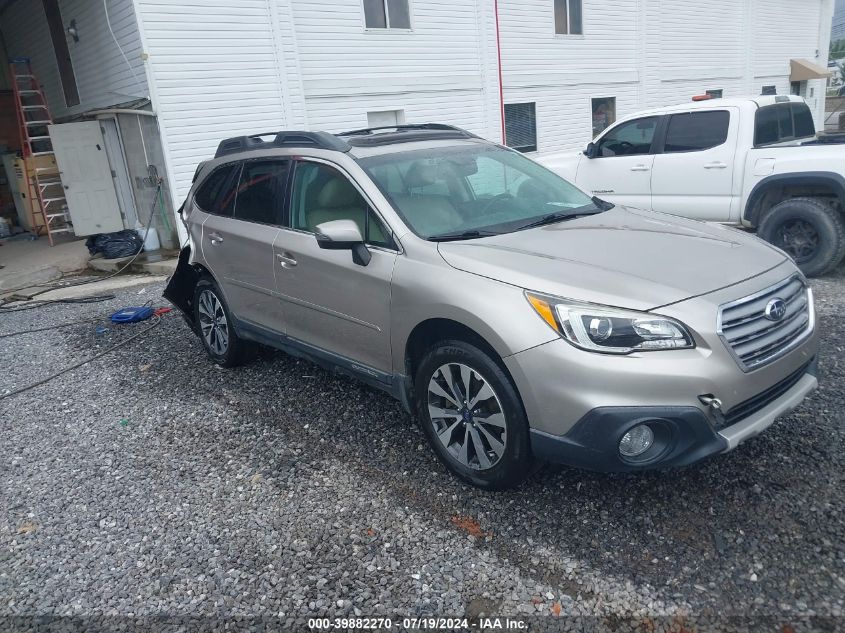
[630, 164, 650, 172]
[277, 252, 298, 268]
[704, 162, 728, 169]
[208, 232, 223, 245]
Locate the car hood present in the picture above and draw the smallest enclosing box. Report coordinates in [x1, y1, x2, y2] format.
[437, 206, 788, 311]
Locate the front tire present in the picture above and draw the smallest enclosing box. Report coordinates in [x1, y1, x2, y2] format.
[758, 197, 845, 277]
[414, 340, 533, 490]
[193, 278, 251, 367]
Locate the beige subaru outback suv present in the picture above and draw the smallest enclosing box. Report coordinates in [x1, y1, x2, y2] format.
[164, 124, 818, 490]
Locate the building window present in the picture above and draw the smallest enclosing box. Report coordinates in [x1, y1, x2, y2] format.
[761, 85, 777, 95]
[504, 103, 537, 153]
[706, 89, 723, 99]
[554, 0, 583, 35]
[363, 0, 411, 29]
[591, 97, 616, 137]
[42, 0, 80, 107]
[367, 109, 406, 128]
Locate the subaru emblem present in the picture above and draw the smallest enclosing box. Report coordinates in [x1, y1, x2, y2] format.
[764, 298, 787, 322]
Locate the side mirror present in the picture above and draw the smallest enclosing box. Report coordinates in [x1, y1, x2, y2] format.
[315, 219, 371, 266]
[584, 142, 598, 159]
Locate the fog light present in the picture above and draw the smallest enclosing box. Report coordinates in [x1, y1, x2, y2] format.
[619, 424, 654, 458]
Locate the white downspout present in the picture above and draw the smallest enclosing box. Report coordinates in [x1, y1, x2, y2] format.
[817, 0, 835, 130]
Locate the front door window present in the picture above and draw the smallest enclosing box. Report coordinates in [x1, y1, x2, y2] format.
[595, 117, 659, 157]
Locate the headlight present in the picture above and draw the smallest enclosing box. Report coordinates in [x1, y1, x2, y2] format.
[526, 292, 695, 354]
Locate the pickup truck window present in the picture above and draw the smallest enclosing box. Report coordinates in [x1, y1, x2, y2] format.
[754, 103, 815, 146]
[663, 111, 729, 153]
[596, 116, 659, 157]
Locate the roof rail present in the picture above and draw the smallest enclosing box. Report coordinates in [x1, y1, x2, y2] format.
[340, 123, 479, 139]
[214, 130, 350, 158]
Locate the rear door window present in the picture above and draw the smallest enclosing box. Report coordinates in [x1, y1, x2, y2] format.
[663, 111, 730, 153]
[194, 164, 239, 216]
[233, 159, 289, 225]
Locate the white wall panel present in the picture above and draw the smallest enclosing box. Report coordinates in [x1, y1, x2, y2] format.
[1, 0, 147, 119]
[134, 0, 288, 201]
[290, 0, 497, 140]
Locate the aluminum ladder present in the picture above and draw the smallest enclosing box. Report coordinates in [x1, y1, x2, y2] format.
[9, 57, 73, 246]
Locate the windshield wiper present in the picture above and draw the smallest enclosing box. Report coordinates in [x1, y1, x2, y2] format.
[514, 211, 594, 231]
[428, 230, 499, 242]
[514, 199, 612, 232]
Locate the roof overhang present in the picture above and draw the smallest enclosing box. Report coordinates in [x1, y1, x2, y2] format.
[790, 58, 831, 82]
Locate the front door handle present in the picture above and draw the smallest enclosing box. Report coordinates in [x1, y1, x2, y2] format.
[704, 162, 728, 169]
[277, 252, 298, 268]
[630, 164, 650, 172]
[208, 232, 223, 245]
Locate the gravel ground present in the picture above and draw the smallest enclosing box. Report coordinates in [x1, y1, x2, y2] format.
[0, 267, 843, 632]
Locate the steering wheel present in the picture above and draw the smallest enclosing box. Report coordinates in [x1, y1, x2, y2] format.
[614, 140, 634, 155]
[479, 192, 515, 215]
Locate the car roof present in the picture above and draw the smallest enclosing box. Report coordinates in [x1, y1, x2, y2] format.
[626, 95, 806, 119]
[211, 124, 487, 161]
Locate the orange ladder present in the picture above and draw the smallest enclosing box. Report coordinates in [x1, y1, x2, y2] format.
[9, 57, 73, 245]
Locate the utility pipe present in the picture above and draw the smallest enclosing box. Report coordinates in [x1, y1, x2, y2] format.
[493, 0, 506, 144]
[87, 108, 156, 117]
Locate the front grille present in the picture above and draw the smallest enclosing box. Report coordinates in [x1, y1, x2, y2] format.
[718, 275, 813, 371]
[719, 359, 812, 428]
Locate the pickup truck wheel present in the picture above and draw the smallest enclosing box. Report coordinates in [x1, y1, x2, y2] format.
[758, 197, 845, 277]
[415, 340, 533, 490]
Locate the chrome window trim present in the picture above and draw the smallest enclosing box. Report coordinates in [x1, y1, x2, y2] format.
[716, 273, 814, 372]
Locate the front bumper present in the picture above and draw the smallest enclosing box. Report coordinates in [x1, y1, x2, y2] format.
[528, 357, 817, 472]
[503, 263, 819, 472]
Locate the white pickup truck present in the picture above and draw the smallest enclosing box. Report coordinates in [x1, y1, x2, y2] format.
[539, 95, 845, 276]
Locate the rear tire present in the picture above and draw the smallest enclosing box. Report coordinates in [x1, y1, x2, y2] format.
[193, 278, 252, 367]
[757, 197, 845, 277]
[414, 340, 533, 490]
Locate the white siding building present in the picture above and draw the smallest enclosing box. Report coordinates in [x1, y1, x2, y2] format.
[0, 0, 835, 244]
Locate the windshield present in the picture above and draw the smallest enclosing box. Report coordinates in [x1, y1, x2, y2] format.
[358, 144, 597, 239]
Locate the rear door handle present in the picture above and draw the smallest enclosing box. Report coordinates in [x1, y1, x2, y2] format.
[208, 232, 223, 245]
[704, 162, 728, 169]
[277, 252, 298, 268]
[630, 164, 650, 172]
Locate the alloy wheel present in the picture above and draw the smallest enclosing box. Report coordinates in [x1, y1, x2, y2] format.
[197, 289, 229, 356]
[427, 362, 507, 471]
[778, 219, 820, 263]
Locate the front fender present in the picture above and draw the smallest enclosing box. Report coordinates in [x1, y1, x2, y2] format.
[389, 255, 558, 372]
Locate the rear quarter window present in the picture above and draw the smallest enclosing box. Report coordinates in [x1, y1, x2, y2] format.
[194, 163, 239, 216]
[754, 103, 816, 146]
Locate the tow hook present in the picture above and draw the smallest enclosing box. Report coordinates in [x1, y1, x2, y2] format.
[699, 394, 726, 427]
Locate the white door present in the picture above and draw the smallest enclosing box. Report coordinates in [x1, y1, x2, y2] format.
[99, 118, 139, 228]
[650, 109, 739, 221]
[48, 122, 124, 235]
[575, 116, 660, 210]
